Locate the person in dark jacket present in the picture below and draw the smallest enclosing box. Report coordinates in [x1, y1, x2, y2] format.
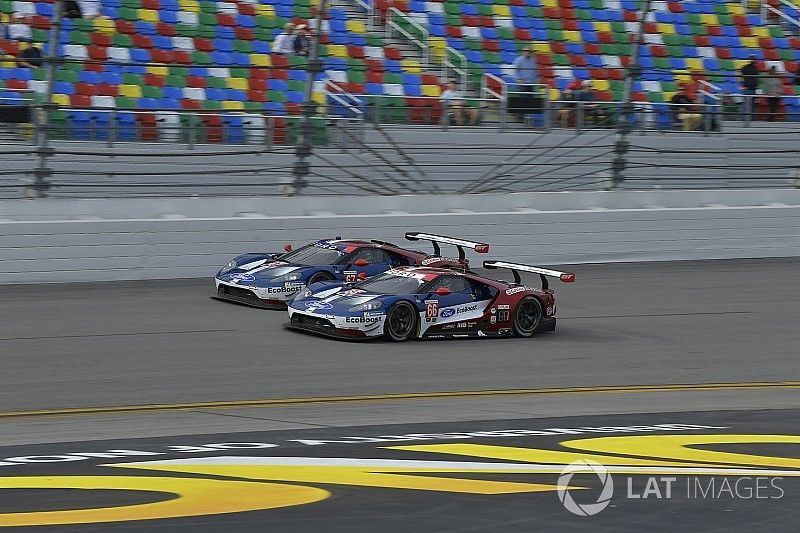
[293, 24, 311, 56]
[740, 55, 759, 118]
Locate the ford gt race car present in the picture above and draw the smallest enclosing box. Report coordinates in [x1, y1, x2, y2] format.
[285, 261, 575, 340]
[213, 233, 489, 309]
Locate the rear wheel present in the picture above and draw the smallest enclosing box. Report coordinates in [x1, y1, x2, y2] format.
[513, 297, 543, 338]
[307, 271, 333, 285]
[384, 301, 417, 342]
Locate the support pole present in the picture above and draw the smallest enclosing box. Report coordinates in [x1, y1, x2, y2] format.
[291, 0, 328, 196]
[29, 0, 63, 197]
[612, 0, 651, 188]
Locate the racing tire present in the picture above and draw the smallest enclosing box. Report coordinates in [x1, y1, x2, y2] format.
[512, 297, 543, 338]
[307, 272, 334, 285]
[384, 301, 417, 342]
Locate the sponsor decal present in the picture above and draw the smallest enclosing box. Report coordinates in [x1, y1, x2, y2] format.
[497, 305, 510, 310]
[490, 316, 497, 324]
[230, 273, 255, 283]
[505, 287, 528, 295]
[477, 331, 487, 337]
[312, 242, 340, 251]
[344, 316, 383, 324]
[264, 261, 288, 269]
[456, 305, 477, 314]
[305, 301, 333, 311]
[344, 271, 358, 283]
[421, 256, 461, 266]
[338, 289, 367, 297]
[490, 308, 496, 314]
[546, 306, 554, 316]
[266, 286, 302, 294]
[498, 309, 511, 322]
[440, 308, 456, 318]
[285, 282, 305, 288]
[425, 300, 439, 320]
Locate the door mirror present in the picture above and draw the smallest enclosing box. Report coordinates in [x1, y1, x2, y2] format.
[357, 272, 368, 280]
[433, 287, 452, 296]
[283, 243, 293, 253]
[353, 259, 369, 267]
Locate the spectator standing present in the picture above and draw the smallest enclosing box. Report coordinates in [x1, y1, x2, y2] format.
[7, 14, 32, 42]
[763, 66, 782, 121]
[441, 81, 478, 125]
[740, 55, 759, 118]
[558, 80, 579, 127]
[513, 47, 537, 91]
[273, 23, 295, 55]
[64, 1, 83, 18]
[293, 24, 311, 56]
[575, 80, 603, 124]
[670, 83, 702, 131]
[18, 42, 43, 68]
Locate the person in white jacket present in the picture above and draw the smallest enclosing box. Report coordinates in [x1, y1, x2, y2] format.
[273, 23, 295, 55]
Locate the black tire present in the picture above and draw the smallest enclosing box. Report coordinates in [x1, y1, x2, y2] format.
[384, 301, 417, 342]
[513, 297, 543, 338]
[307, 271, 334, 285]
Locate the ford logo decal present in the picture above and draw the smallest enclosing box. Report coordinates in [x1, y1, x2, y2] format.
[305, 301, 333, 311]
[231, 273, 255, 282]
[440, 308, 455, 318]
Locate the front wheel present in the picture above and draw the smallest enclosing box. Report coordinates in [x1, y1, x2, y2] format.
[384, 301, 417, 342]
[307, 271, 333, 285]
[513, 297, 543, 338]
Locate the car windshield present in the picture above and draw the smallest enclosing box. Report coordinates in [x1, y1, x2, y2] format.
[356, 271, 427, 294]
[281, 244, 343, 266]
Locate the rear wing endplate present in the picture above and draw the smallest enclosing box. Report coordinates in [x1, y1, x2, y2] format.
[405, 232, 489, 262]
[483, 260, 575, 290]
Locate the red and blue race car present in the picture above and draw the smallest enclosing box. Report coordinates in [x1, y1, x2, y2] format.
[286, 260, 575, 341]
[214, 232, 489, 309]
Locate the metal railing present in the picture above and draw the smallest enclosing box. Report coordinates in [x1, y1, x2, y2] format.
[386, 7, 429, 64]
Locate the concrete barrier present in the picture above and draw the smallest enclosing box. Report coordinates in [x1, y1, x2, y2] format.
[2, 190, 799, 283]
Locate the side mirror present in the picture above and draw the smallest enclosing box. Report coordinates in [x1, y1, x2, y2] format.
[353, 259, 369, 267]
[357, 272, 368, 280]
[283, 243, 293, 253]
[433, 287, 452, 296]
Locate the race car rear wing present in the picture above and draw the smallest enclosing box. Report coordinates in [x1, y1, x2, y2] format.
[405, 232, 490, 262]
[483, 261, 575, 291]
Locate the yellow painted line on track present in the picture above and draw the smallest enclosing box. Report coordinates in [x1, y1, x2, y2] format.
[1, 381, 799, 420]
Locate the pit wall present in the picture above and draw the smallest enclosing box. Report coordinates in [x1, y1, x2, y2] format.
[1, 190, 799, 283]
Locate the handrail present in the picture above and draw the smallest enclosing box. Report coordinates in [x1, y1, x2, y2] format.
[481, 73, 507, 101]
[444, 48, 468, 90]
[324, 79, 365, 116]
[351, 0, 378, 29]
[698, 80, 723, 103]
[387, 7, 429, 64]
[770, 0, 800, 35]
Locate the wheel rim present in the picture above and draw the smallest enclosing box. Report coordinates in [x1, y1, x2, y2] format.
[517, 300, 541, 333]
[389, 305, 414, 338]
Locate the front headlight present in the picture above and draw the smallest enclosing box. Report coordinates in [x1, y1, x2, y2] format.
[348, 301, 383, 312]
[274, 272, 302, 282]
[220, 259, 238, 274]
[297, 288, 314, 299]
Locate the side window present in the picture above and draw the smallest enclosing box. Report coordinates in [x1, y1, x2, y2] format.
[387, 251, 414, 266]
[468, 279, 499, 301]
[349, 248, 390, 264]
[430, 276, 471, 294]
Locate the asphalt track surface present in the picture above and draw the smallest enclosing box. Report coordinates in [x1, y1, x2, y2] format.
[0, 258, 798, 530]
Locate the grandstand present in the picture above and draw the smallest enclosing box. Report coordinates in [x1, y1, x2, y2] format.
[0, 0, 799, 142]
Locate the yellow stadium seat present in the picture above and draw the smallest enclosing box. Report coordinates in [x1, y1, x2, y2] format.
[540, 0, 557, 7]
[254, 5, 275, 17]
[592, 79, 610, 91]
[401, 59, 422, 73]
[663, 91, 676, 101]
[685, 58, 703, 71]
[563, 30, 581, 42]
[594, 21, 611, 33]
[492, 5, 511, 17]
[548, 88, 560, 101]
[674, 72, 692, 84]
[740, 36, 758, 48]
[0, 56, 15, 68]
[137, 9, 159, 23]
[751, 26, 769, 38]
[421, 84, 441, 97]
[699, 14, 717, 26]
[657, 23, 674, 35]
[227, 78, 249, 90]
[326, 45, 348, 58]
[733, 59, 749, 70]
[429, 36, 447, 63]
[119, 84, 143, 98]
[312, 91, 326, 106]
[147, 65, 169, 76]
[532, 41, 549, 54]
[222, 101, 244, 110]
[346, 20, 366, 34]
[179, 0, 200, 13]
[52, 94, 71, 106]
[250, 54, 272, 67]
[728, 3, 745, 15]
[93, 17, 116, 34]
